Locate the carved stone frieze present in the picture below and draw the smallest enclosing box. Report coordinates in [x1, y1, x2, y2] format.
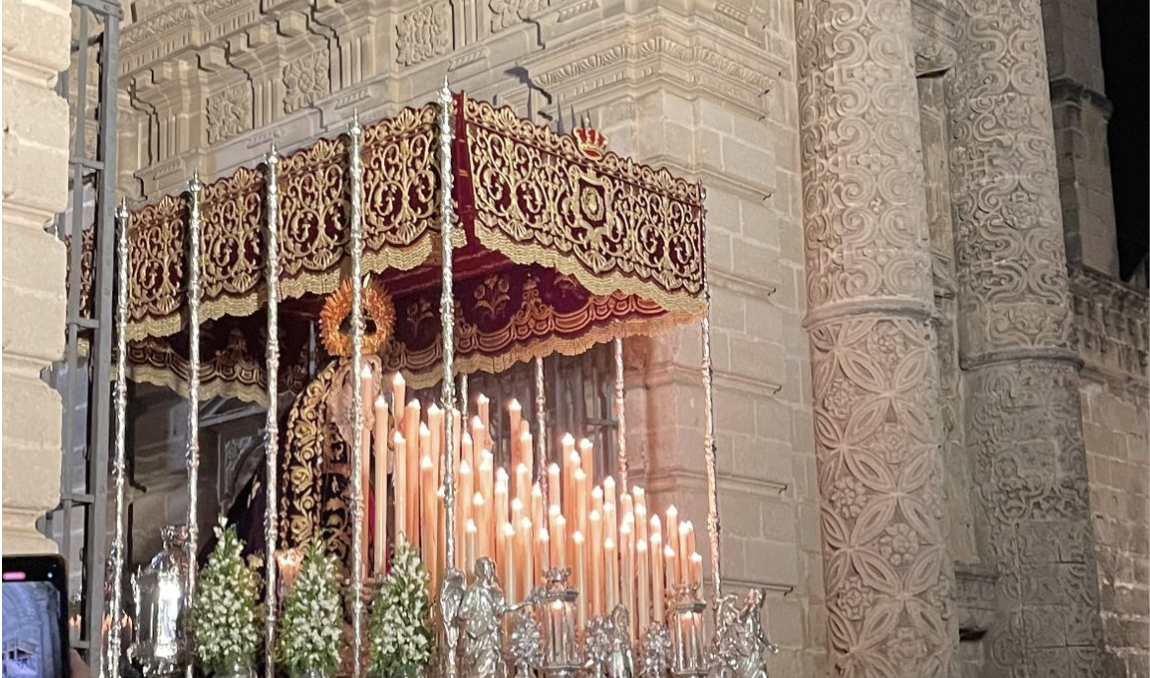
[396, 2, 451, 67]
[796, 0, 954, 673]
[532, 35, 778, 112]
[490, 0, 545, 32]
[206, 82, 252, 143]
[283, 50, 329, 115]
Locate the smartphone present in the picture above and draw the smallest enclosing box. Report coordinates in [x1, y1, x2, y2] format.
[2, 555, 71, 678]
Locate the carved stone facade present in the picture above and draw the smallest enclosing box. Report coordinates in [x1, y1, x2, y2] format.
[31, 0, 1142, 676]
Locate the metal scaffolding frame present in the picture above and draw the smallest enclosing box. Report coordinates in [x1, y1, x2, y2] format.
[43, 0, 121, 673]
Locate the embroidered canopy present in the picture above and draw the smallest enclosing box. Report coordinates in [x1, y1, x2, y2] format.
[72, 93, 707, 402]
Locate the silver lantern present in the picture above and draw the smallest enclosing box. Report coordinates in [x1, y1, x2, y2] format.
[129, 526, 190, 677]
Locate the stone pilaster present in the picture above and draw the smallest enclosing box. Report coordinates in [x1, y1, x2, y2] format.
[2, 0, 70, 554]
[947, 0, 1107, 675]
[796, 0, 954, 674]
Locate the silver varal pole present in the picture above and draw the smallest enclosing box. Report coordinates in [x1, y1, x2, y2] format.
[348, 112, 367, 678]
[699, 184, 721, 603]
[437, 81, 459, 678]
[262, 144, 281, 678]
[185, 173, 203, 678]
[613, 337, 627, 491]
[107, 200, 130, 678]
[534, 356, 547, 501]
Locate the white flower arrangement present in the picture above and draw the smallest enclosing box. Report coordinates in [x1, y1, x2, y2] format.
[368, 536, 432, 677]
[277, 538, 343, 677]
[192, 518, 260, 674]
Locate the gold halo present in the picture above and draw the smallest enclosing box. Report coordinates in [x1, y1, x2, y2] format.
[319, 277, 396, 357]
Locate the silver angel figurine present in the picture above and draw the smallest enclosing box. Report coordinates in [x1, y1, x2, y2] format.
[439, 568, 466, 676]
[609, 606, 635, 678]
[710, 594, 742, 678]
[733, 589, 777, 678]
[459, 558, 524, 678]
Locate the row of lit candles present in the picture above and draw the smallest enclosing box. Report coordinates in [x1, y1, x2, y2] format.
[355, 368, 704, 642]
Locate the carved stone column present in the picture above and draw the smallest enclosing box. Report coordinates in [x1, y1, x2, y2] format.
[947, 0, 1106, 676]
[796, 0, 954, 675]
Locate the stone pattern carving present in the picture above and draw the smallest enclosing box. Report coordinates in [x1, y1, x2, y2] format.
[796, 0, 934, 311]
[396, 3, 451, 67]
[796, 0, 954, 673]
[282, 51, 329, 115]
[949, 0, 1072, 360]
[489, 0, 544, 32]
[948, 1, 1107, 676]
[965, 362, 1104, 675]
[809, 318, 953, 676]
[206, 83, 252, 144]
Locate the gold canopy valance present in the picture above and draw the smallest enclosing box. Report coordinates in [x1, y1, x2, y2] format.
[71, 93, 707, 401]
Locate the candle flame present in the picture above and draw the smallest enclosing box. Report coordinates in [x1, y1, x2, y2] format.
[636, 539, 648, 553]
[573, 530, 585, 543]
[393, 372, 405, 385]
[421, 456, 433, 469]
[509, 398, 521, 410]
[394, 431, 405, 444]
[503, 523, 516, 537]
[473, 493, 485, 507]
[361, 365, 373, 378]
[562, 433, 575, 445]
[477, 393, 489, 405]
[466, 519, 477, 533]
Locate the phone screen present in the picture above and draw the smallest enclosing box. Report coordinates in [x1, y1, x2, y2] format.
[3, 556, 70, 678]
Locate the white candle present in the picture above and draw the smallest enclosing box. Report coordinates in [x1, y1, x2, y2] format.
[473, 492, 489, 561]
[589, 509, 603, 616]
[421, 456, 436, 581]
[604, 537, 617, 612]
[538, 527, 551, 585]
[573, 530, 587, 628]
[579, 438, 594, 480]
[391, 372, 406, 438]
[508, 398, 522, 461]
[552, 513, 567, 569]
[548, 463, 562, 516]
[393, 432, 407, 542]
[531, 483, 545, 545]
[459, 458, 474, 538]
[651, 531, 665, 622]
[665, 506, 680, 583]
[465, 519, 478, 582]
[404, 400, 421, 539]
[502, 522, 516, 601]
[519, 517, 534, 600]
[373, 395, 389, 574]
[689, 552, 703, 588]
[636, 538, 650, 632]
[495, 470, 510, 564]
[678, 521, 691, 586]
[620, 520, 634, 639]
[664, 545, 677, 596]
[477, 394, 491, 449]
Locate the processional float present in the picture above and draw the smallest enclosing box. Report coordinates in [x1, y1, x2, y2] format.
[82, 85, 777, 678]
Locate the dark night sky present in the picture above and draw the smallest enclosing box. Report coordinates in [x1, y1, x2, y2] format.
[1096, 0, 1149, 280]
